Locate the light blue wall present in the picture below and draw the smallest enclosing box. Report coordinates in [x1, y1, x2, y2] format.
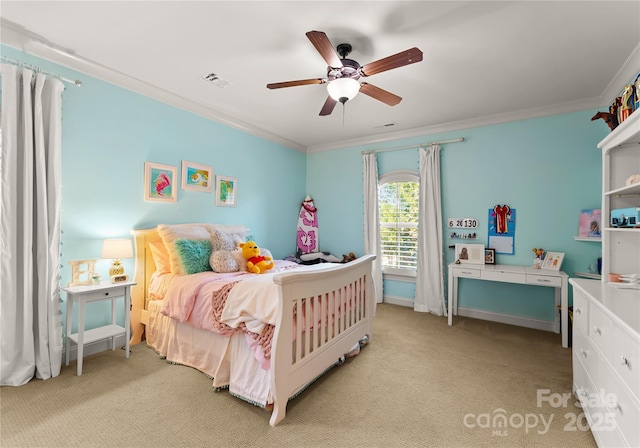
[307, 111, 608, 322]
[3, 43, 610, 332]
[2, 46, 306, 333]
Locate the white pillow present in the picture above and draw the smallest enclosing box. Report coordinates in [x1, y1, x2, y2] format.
[210, 224, 248, 245]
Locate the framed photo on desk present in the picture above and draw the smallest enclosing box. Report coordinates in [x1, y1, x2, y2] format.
[484, 248, 496, 265]
[455, 243, 485, 265]
[542, 252, 564, 271]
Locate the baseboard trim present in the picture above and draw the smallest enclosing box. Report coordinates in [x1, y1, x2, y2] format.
[457, 307, 557, 332]
[64, 334, 128, 363]
[382, 295, 414, 308]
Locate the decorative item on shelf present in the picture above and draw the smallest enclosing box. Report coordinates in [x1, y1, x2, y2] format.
[590, 110, 618, 131]
[626, 173, 640, 186]
[68, 259, 97, 287]
[634, 73, 640, 111]
[610, 207, 640, 228]
[532, 248, 545, 269]
[578, 209, 601, 237]
[615, 274, 640, 290]
[450, 232, 477, 239]
[101, 238, 133, 283]
[620, 84, 634, 122]
[91, 273, 101, 285]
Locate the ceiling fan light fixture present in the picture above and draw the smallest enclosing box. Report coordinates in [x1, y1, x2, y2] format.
[327, 78, 360, 103]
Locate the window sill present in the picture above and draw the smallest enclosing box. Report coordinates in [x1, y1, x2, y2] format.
[383, 272, 416, 283]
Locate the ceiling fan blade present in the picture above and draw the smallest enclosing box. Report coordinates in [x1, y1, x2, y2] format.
[359, 83, 402, 106]
[319, 96, 338, 116]
[267, 78, 324, 89]
[360, 47, 423, 77]
[306, 31, 343, 68]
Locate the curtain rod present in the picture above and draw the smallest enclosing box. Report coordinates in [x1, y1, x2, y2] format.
[1, 56, 82, 87]
[362, 137, 465, 154]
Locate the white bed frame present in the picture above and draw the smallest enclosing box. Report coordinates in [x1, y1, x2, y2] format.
[130, 227, 376, 426]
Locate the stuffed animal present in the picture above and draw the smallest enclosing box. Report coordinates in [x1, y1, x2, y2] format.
[239, 241, 274, 274]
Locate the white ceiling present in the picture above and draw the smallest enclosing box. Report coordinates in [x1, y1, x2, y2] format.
[2, 1, 639, 152]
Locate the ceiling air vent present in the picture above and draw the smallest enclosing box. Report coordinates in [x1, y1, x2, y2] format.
[374, 122, 396, 129]
[201, 73, 231, 88]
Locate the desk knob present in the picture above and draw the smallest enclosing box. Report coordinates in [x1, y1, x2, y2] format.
[593, 326, 601, 335]
[620, 356, 629, 366]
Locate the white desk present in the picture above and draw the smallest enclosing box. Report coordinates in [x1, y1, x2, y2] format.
[448, 263, 569, 347]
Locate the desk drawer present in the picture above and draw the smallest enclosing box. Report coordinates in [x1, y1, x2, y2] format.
[454, 268, 481, 279]
[481, 270, 525, 284]
[526, 274, 561, 287]
[83, 286, 126, 302]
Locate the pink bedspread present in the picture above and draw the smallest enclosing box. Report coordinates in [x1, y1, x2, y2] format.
[160, 260, 302, 368]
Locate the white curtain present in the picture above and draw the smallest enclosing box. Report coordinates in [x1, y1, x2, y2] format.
[363, 153, 383, 304]
[1, 64, 65, 386]
[414, 145, 445, 315]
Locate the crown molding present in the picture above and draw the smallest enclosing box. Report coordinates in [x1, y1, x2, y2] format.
[0, 19, 306, 153]
[306, 96, 602, 153]
[3, 18, 637, 155]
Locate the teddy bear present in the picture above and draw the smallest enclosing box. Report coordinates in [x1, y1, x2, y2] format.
[239, 241, 274, 274]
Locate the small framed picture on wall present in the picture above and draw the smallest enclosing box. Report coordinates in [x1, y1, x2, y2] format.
[181, 160, 213, 192]
[215, 175, 237, 207]
[144, 162, 177, 202]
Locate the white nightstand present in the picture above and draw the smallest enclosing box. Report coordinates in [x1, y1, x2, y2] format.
[63, 281, 136, 375]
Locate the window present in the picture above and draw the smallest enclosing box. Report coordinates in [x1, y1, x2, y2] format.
[379, 170, 419, 277]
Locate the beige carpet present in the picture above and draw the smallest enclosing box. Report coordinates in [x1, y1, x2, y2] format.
[1, 303, 596, 448]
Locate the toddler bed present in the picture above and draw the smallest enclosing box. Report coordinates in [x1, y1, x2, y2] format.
[130, 223, 376, 426]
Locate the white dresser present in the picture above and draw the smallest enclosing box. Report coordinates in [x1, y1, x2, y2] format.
[570, 278, 640, 447]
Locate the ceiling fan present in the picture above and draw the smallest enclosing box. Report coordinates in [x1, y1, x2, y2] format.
[266, 31, 423, 116]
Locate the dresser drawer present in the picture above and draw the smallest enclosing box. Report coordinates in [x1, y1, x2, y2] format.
[572, 290, 589, 337]
[573, 328, 600, 385]
[589, 304, 613, 355]
[82, 286, 127, 302]
[573, 354, 602, 420]
[526, 274, 562, 287]
[454, 268, 480, 279]
[611, 325, 640, 401]
[481, 270, 525, 284]
[601, 364, 640, 448]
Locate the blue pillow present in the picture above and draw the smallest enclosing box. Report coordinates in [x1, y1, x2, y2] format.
[174, 239, 213, 275]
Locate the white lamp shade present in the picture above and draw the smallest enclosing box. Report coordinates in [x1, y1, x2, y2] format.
[327, 78, 360, 102]
[101, 239, 133, 259]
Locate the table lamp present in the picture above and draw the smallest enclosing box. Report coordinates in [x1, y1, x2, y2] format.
[101, 238, 133, 283]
